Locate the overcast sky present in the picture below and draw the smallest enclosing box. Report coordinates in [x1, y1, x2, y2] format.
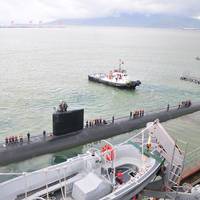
[0, 0, 200, 24]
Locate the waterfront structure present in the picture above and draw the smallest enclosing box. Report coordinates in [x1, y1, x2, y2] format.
[180, 75, 200, 85]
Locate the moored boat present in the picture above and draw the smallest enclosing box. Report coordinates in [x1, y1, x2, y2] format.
[0, 120, 185, 200]
[88, 60, 141, 89]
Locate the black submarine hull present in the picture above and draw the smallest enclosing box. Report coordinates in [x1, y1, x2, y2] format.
[88, 75, 141, 89]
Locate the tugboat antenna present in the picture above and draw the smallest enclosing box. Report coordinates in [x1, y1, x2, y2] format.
[119, 59, 124, 71]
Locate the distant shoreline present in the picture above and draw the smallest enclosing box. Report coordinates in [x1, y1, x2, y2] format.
[1, 25, 200, 30]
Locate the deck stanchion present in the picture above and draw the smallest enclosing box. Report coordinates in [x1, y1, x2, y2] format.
[57, 168, 65, 200]
[44, 169, 49, 200]
[64, 167, 67, 199]
[142, 131, 144, 167]
[23, 172, 28, 200]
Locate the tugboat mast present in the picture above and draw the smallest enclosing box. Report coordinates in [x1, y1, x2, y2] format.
[119, 59, 124, 71]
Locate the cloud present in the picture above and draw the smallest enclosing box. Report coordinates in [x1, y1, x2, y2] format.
[0, 0, 200, 24]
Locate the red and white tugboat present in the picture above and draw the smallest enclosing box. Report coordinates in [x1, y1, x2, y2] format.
[88, 60, 141, 89]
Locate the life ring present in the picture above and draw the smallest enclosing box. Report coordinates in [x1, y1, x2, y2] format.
[101, 144, 115, 161]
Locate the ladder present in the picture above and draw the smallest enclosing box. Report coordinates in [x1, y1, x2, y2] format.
[165, 139, 188, 199]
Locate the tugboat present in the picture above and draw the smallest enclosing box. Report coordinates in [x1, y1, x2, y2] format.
[88, 60, 141, 89]
[0, 120, 186, 200]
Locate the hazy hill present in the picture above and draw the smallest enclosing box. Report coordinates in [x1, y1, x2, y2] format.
[48, 14, 200, 28]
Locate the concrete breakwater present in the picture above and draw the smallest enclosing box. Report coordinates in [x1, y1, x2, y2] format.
[180, 75, 200, 84]
[0, 103, 200, 166]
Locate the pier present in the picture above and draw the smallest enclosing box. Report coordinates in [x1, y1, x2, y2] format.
[180, 75, 200, 84]
[0, 102, 200, 166]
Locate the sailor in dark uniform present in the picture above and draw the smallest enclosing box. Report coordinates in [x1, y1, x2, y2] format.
[112, 116, 114, 123]
[27, 132, 30, 142]
[63, 101, 68, 111]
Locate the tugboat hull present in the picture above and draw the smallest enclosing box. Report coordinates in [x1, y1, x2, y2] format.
[88, 75, 141, 89]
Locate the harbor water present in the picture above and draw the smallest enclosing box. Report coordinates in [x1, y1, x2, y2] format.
[0, 26, 200, 175]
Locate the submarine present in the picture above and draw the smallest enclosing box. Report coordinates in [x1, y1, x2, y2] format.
[0, 101, 200, 166]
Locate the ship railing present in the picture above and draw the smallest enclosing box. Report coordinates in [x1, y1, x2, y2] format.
[0, 132, 53, 147]
[0, 155, 91, 199]
[100, 101, 197, 125]
[102, 105, 181, 126]
[0, 153, 90, 178]
[0, 170, 64, 200]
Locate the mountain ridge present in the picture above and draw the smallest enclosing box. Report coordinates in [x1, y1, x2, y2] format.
[48, 14, 200, 28]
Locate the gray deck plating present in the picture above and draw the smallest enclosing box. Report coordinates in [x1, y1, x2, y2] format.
[0, 103, 200, 166]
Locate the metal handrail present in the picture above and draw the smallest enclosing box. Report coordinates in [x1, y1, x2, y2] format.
[84, 102, 196, 126]
[0, 172, 25, 175]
